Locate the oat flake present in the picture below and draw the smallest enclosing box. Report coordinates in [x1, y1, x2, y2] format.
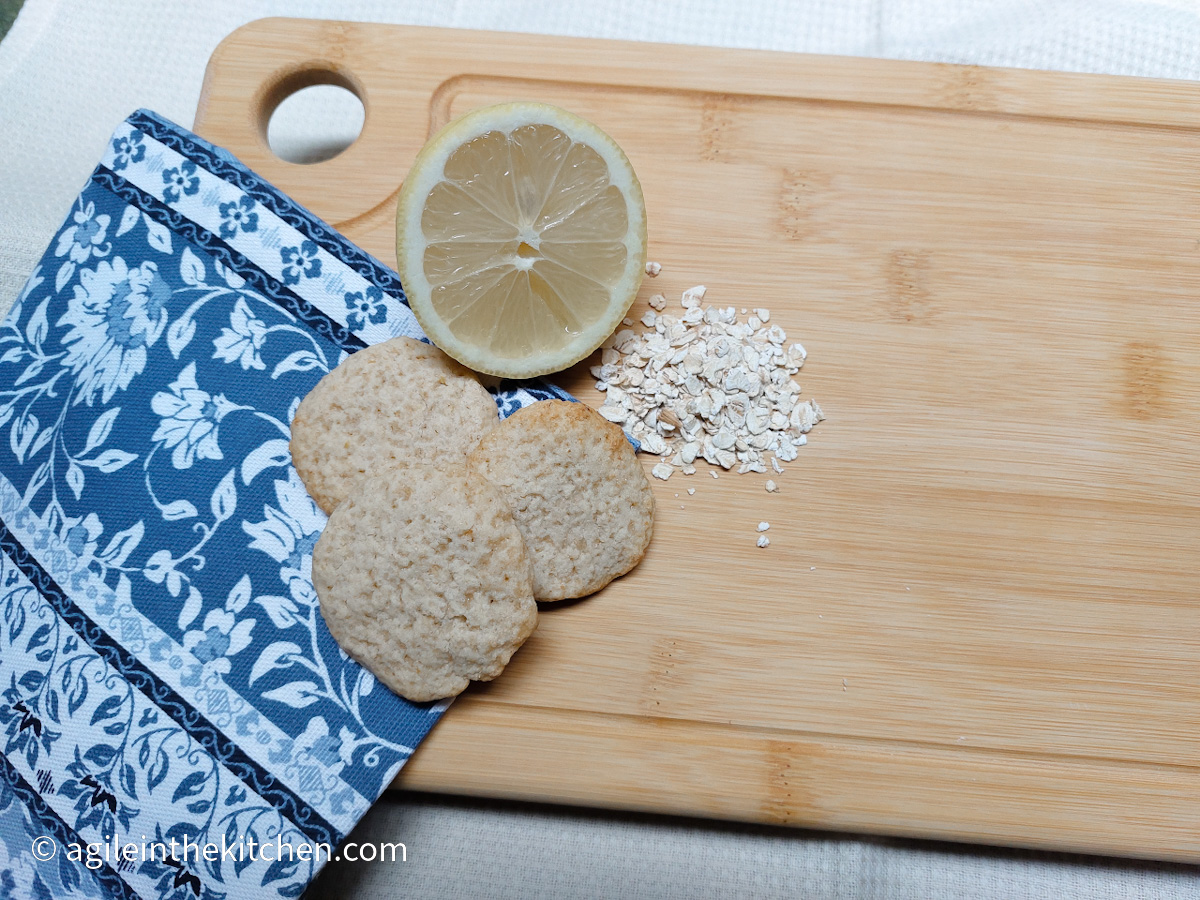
[596, 286, 823, 478]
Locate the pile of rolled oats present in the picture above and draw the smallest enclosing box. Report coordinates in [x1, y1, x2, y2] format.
[594, 284, 823, 481]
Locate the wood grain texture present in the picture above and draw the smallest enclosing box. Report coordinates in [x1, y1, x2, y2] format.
[195, 18, 1200, 861]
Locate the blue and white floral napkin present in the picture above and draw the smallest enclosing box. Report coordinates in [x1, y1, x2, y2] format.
[0, 110, 567, 899]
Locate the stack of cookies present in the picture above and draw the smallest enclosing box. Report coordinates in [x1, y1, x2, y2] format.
[290, 337, 655, 702]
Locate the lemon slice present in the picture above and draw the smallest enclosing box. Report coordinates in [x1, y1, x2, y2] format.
[395, 102, 647, 379]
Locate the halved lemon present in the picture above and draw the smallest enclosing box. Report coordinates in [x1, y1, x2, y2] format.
[395, 102, 647, 379]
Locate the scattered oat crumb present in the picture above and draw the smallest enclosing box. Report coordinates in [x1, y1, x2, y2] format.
[648, 293, 667, 311]
[842, 678, 847, 691]
[622, 317, 633, 326]
[810, 566, 816, 571]
[765, 479, 778, 493]
[687, 488, 695, 495]
[645, 261, 662, 277]
[680, 285, 707, 308]
[756, 521, 770, 532]
[756, 535, 770, 548]
[651, 463, 673, 480]
[711, 471, 719, 479]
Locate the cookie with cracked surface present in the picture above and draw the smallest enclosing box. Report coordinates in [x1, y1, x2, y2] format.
[290, 336, 499, 514]
[468, 399, 655, 601]
[313, 463, 537, 702]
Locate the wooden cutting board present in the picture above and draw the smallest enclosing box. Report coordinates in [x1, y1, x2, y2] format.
[195, 18, 1200, 861]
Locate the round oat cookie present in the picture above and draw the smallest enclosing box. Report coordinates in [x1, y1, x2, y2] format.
[467, 400, 655, 601]
[312, 463, 537, 703]
[290, 336, 499, 514]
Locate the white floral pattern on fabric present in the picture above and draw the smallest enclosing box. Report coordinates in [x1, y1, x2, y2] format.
[58, 257, 170, 406]
[213, 297, 269, 371]
[151, 362, 242, 469]
[183, 608, 256, 674]
[0, 109, 570, 899]
[54, 201, 111, 266]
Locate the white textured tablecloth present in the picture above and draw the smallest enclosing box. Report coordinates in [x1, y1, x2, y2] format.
[3, 1, 1200, 897]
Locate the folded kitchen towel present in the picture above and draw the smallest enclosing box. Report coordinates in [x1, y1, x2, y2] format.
[0, 109, 566, 899]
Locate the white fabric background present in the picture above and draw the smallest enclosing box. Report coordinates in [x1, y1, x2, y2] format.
[3, 1, 1200, 896]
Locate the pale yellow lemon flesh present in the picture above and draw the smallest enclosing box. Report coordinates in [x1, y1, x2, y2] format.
[395, 103, 647, 379]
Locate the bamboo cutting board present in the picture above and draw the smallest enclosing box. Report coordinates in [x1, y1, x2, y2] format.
[195, 18, 1200, 861]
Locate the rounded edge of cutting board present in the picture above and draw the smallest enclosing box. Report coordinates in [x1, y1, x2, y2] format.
[196, 17, 420, 229]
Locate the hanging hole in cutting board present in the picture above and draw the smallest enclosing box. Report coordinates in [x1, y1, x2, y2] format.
[267, 83, 364, 165]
